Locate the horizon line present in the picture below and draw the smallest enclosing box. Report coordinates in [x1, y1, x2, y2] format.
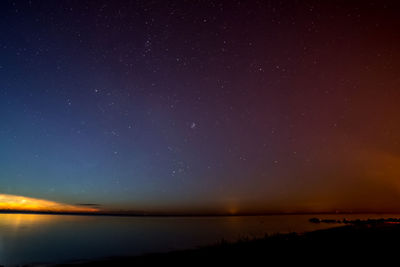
[2, 209, 400, 217]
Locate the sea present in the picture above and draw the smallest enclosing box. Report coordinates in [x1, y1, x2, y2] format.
[0, 213, 397, 266]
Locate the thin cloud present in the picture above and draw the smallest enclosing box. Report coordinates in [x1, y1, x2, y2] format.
[0, 194, 100, 213]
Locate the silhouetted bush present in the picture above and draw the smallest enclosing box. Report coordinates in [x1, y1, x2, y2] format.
[309, 217, 320, 223]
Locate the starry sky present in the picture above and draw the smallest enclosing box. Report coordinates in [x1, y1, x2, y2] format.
[1, 0, 400, 214]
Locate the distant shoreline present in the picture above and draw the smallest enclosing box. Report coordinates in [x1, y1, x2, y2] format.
[2, 210, 400, 217]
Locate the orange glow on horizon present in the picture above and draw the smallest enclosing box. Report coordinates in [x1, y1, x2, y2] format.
[0, 194, 99, 213]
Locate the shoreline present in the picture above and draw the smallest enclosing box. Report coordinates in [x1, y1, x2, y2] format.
[3, 210, 400, 218]
[43, 221, 400, 266]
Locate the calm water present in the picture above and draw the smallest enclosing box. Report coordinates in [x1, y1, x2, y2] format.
[0, 213, 397, 266]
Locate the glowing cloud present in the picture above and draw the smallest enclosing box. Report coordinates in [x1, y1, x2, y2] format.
[0, 194, 99, 213]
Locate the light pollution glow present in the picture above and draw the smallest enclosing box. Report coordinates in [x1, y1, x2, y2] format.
[0, 194, 99, 213]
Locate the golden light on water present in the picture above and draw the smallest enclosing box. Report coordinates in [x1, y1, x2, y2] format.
[0, 194, 99, 213]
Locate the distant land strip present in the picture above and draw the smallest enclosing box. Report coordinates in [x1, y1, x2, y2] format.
[2, 210, 400, 217]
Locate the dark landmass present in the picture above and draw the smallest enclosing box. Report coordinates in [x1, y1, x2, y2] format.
[309, 217, 400, 224]
[51, 221, 400, 266]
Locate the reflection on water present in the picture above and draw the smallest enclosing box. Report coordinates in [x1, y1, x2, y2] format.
[0, 235, 3, 264]
[0, 213, 398, 266]
[0, 214, 56, 232]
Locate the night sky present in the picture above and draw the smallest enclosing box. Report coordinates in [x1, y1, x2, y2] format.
[1, 0, 400, 214]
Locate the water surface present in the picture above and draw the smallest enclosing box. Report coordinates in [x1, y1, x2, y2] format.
[0, 213, 396, 266]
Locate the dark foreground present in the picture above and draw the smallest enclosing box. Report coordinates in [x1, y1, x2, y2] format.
[54, 222, 400, 266]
